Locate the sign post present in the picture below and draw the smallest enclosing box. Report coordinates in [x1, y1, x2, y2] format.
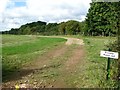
[106, 48, 111, 80]
[100, 48, 119, 80]
[106, 57, 111, 80]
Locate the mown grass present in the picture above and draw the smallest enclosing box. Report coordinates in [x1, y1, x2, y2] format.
[2, 37, 65, 55]
[2, 35, 37, 46]
[2, 35, 66, 81]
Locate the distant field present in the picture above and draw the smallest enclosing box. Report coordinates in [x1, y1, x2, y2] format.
[2, 35, 117, 88]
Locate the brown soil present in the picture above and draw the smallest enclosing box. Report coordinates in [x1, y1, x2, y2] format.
[24, 44, 68, 69]
[65, 46, 85, 71]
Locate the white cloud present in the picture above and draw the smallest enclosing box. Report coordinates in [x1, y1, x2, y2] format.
[0, 0, 91, 31]
[0, 0, 9, 13]
[26, 0, 91, 16]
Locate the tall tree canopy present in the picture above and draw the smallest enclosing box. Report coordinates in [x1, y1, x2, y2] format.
[85, 2, 119, 36]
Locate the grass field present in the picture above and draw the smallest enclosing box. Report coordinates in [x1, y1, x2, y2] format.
[2, 35, 118, 88]
[2, 35, 66, 80]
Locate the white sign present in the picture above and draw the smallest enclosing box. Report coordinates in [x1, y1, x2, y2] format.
[100, 50, 119, 59]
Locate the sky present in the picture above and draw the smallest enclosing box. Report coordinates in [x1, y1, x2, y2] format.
[0, 0, 92, 31]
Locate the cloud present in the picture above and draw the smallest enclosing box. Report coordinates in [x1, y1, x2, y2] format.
[0, 0, 9, 13]
[0, 0, 91, 31]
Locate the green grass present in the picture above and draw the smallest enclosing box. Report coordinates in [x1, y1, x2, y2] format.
[2, 37, 65, 55]
[58, 35, 117, 88]
[2, 35, 37, 46]
[2, 35, 118, 88]
[82, 36, 118, 88]
[2, 35, 66, 81]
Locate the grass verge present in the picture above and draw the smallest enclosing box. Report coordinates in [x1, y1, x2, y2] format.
[82, 36, 118, 88]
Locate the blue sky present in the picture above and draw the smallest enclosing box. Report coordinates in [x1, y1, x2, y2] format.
[6, 1, 26, 9]
[14, 1, 26, 7]
[0, 0, 91, 31]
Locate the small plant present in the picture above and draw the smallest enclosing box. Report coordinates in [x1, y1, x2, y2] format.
[105, 40, 118, 52]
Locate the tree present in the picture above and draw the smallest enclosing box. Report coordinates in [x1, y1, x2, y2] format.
[9, 28, 19, 35]
[45, 23, 59, 35]
[58, 22, 66, 35]
[85, 2, 118, 36]
[79, 21, 86, 35]
[58, 20, 81, 35]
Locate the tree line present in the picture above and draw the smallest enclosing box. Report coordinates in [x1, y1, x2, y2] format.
[2, 20, 83, 35]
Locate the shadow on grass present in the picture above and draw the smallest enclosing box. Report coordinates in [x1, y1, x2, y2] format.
[2, 64, 61, 83]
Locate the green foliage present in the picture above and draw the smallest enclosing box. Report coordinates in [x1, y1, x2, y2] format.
[45, 23, 59, 35]
[58, 22, 66, 35]
[58, 20, 81, 35]
[65, 20, 80, 35]
[2, 20, 84, 35]
[85, 2, 119, 36]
